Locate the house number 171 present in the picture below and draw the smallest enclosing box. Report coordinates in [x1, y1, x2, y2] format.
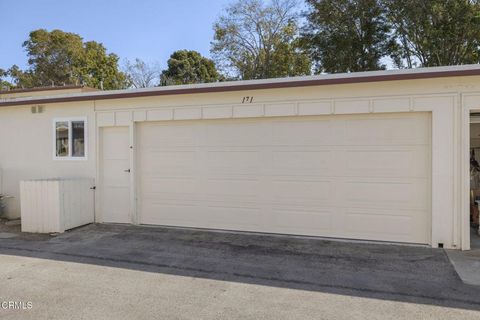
[242, 96, 254, 103]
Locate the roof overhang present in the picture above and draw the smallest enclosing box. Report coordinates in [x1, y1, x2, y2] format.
[2, 65, 480, 107]
[0, 85, 96, 95]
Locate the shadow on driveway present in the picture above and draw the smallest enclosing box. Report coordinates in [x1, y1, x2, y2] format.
[0, 223, 479, 311]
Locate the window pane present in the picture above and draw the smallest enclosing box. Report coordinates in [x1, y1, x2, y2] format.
[56, 121, 69, 157]
[72, 121, 85, 157]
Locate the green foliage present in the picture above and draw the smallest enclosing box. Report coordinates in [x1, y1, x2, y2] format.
[8, 29, 128, 90]
[302, 0, 393, 73]
[161, 50, 220, 85]
[303, 0, 480, 71]
[384, 0, 480, 68]
[77, 41, 128, 90]
[0, 68, 13, 90]
[211, 0, 311, 80]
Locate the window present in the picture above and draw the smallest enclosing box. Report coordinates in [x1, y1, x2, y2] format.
[53, 118, 87, 160]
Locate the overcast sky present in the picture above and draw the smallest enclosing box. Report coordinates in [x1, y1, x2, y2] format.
[0, 0, 233, 71]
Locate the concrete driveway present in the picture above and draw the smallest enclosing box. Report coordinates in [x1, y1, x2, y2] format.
[0, 223, 479, 319]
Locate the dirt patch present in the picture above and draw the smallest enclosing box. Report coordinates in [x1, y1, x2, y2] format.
[0, 218, 21, 233]
[0, 218, 51, 241]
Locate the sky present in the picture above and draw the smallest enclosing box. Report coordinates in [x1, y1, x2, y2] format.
[0, 0, 232, 71]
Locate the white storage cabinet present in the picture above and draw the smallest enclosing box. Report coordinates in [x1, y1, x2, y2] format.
[20, 178, 95, 233]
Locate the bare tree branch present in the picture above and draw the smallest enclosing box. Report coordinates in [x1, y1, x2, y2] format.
[123, 58, 161, 88]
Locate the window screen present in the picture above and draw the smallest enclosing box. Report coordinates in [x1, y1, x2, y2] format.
[72, 121, 85, 157]
[55, 121, 69, 157]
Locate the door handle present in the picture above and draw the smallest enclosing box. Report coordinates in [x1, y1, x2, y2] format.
[124, 169, 131, 173]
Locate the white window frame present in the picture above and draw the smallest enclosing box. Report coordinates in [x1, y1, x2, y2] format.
[52, 117, 88, 161]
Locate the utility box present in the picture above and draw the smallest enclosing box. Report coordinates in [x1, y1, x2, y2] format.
[20, 178, 95, 233]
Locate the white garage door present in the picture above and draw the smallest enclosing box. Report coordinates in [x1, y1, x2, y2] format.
[137, 112, 431, 244]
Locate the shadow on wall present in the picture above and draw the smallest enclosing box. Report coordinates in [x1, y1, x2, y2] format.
[0, 222, 479, 311]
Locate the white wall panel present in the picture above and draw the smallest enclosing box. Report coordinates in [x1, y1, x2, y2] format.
[298, 101, 332, 115]
[174, 108, 202, 120]
[373, 98, 410, 113]
[203, 106, 232, 119]
[97, 112, 115, 127]
[133, 110, 147, 122]
[233, 104, 264, 118]
[265, 103, 296, 116]
[335, 100, 370, 114]
[115, 111, 132, 126]
[147, 109, 173, 121]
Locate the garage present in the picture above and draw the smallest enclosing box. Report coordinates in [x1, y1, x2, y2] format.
[136, 112, 431, 244]
[2, 65, 473, 249]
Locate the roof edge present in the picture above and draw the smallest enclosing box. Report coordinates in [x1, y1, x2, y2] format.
[1, 67, 480, 107]
[0, 85, 97, 95]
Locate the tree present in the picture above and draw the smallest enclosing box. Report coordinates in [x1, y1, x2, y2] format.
[211, 0, 311, 80]
[302, 0, 393, 73]
[124, 58, 161, 88]
[384, 0, 480, 68]
[0, 68, 13, 90]
[76, 41, 129, 90]
[160, 50, 220, 86]
[7, 65, 35, 88]
[9, 29, 128, 90]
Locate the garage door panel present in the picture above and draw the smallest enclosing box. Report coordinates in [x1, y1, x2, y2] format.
[206, 150, 262, 175]
[271, 180, 332, 205]
[142, 193, 262, 209]
[142, 177, 199, 196]
[344, 208, 428, 243]
[205, 179, 261, 199]
[201, 207, 264, 231]
[271, 120, 334, 145]
[142, 204, 263, 230]
[140, 123, 199, 147]
[268, 209, 334, 233]
[346, 213, 413, 239]
[206, 122, 269, 146]
[141, 204, 205, 226]
[141, 169, 196, 179]
[141, 150, 196, 167]
[345, 179, 429, 210]
[272, 150, 332, 175]
[137, 113, 431, 244]
[345, 147, 429, 178]
[141, 197, 202, 208]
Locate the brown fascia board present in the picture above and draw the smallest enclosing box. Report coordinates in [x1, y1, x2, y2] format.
[1, 68, 480, 107]
[0, 85, 96, 95]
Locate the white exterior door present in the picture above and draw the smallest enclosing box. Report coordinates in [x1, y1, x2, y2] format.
[136, 113, 431, 244]
[100, 127, 131, 223]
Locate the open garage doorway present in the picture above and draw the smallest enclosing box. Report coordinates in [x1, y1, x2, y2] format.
[469, 114, 480, 249]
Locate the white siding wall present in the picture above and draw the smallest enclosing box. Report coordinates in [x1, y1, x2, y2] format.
[0, 102, 96, 219]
